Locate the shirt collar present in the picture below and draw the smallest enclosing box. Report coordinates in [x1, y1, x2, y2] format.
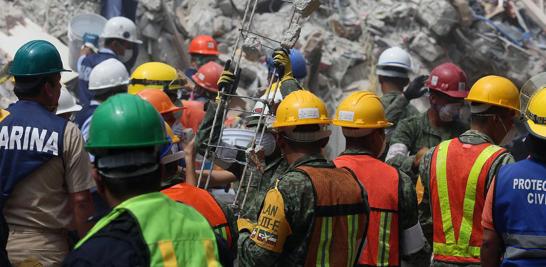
[99, 48, 116, 55]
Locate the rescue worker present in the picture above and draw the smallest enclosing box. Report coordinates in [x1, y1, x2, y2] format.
[136, 89, 183, 127]
[75, 58, 129, 141]
[376, 47, 423, 130]
[238, 90, 369, 266]
[56, 86, 82, 120]
[386, 62, 469, 179]
[128, 61, 188, 130]
[76, 33, 99, 72]
[186, 34, 220, 77]
[194, 66, 294, 221]
[0, 40, 95, 265]
[78, 16, 141, 105]
[481, 87, 546, 266]
[419, 75, 519, 266]
[192, 61, 223, 102]
[332, 91, 429, 266]
[63, 94, 221, 266]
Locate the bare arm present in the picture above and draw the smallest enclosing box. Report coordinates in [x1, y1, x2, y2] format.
[481, 228, 503, 267]
[70, 190, 94, 237]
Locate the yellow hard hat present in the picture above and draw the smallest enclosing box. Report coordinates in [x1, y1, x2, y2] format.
[128, 62, 186, 94]
[465, 75, 520, 112]
[333, 91, 393, 129]
[272, 90, 330, 128]
[525, 87, 546, 139]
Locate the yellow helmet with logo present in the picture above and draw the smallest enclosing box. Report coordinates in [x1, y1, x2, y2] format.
[333, 91, 392, 129]
[272, 90, 330, 128]
[465, 75, 520, 112]
[128, 62, 186, 94]
[525, 87, 546, 139]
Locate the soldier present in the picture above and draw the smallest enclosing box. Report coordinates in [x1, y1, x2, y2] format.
[193, 48, 302, 220]
[419, 76, 519, 266]
[386, 63, 470, 179]
[332, 91, 429, 266]
[376, 47, 424, 131]
[238, 90, 369, 266]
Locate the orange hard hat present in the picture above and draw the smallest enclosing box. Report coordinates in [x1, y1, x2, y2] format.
[192, 61, 223, 92]
[188, 35, 220, 56]
[180, 100, 205, 133]
[137, 89, 184, 114]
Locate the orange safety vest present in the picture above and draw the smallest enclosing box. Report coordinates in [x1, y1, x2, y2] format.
[335, 154, 400, 266]
[297, 166, 368, 267]
[162, 183, 233, 249]
[430, 138, 505, 264]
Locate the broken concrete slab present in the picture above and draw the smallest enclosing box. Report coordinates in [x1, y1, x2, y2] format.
[418, 0, 458, 36]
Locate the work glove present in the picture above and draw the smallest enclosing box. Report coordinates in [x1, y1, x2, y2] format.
[403, 75, 428, 100]
[273, 48, 293, 80]
[217, 70, 236, 90]
[216, 70, 237, 103]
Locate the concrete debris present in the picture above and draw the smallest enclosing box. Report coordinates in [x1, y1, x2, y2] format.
[2, 0, 546, 114]
[281, 24, 301, 49]
[418, 0, 459, 36]
[294, 0, 321, 18]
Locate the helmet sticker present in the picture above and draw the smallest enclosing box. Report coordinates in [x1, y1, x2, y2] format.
[298, 108, 319, 119]
[431, 75, 439, 86]
[338, 111, 355, 122]
[458, 82, 466, 91]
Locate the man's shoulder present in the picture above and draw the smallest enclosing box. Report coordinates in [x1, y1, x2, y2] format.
[66, 212, 148, 266]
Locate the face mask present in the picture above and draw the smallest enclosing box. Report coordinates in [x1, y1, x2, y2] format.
[256, 132, 276, 156]
[120, 48, 134, 63]
[438, 103, 462, 122]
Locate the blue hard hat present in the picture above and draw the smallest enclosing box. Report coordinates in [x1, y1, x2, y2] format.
[266, 48, 307, 80]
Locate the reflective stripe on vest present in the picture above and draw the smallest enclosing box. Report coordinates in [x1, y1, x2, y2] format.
[432, 139, 503, 259]
[162, 183, 233, 249]
[334, 155, 400, 266]
[75, 192, 220, 266]
[298, 166, 368, 267]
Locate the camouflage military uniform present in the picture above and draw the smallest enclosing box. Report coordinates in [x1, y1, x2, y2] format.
[238, 154, 370, 266]
[386, 112, 467, 179]
[381, 92, 419, 132]
[194, 101, 290, 221]
[418, 130, 515, 267]
[338, 148, 430, 266]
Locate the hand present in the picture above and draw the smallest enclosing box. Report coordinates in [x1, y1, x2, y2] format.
[413, 147, 429, 170]
[273, 48, 293, 79]
[404, 75, 428, 100]
[217, 70, 236, 90]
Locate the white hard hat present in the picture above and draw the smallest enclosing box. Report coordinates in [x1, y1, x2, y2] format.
[56, 87, 82, 115]
[89, 58, 130, 90]
[100, 16, 142, 44]
[376, 47, 412, 78]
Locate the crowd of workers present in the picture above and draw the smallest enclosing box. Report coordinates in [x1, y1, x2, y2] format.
[0, 14, 545, 267]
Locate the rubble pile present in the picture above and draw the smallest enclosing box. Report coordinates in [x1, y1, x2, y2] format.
[1, 0, 546, 111]
[169, 0, 546, 110]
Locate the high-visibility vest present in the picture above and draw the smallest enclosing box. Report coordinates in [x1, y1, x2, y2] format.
[297, 166, 368, 267]
[334, 154, 400, 266]
[493, 158, 546, 266]
[162, 183, 233, 249]
[430, 138, 504, 263]
[75, 192, 220, 266]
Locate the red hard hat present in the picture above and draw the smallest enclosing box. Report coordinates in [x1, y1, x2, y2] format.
[188, 35, 220, 56]
[425, 63, 469, 99]
[192, 61, 223, 92]
[180, 100, 205, 133]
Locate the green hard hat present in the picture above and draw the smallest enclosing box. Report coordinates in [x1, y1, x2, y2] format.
[10, 40, 70, 76]
[86, 94, 169, 151]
